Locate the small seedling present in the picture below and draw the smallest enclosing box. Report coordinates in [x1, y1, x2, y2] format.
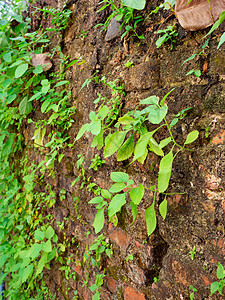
[189, 246, 196, 260]
[126, 254, 134, 261]
[155, 25, 178, 50]
[189, 285, 197, 300]
[210, 262, 225, 296]
[89, 154, 106, 171]
[124, 61, 134, 68]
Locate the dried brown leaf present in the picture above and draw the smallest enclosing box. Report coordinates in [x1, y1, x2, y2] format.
[175, 0, 225, 30]
[30, 53, 52, 71]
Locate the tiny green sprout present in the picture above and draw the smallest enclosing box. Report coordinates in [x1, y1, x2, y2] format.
[89, 154, 106, 171]
[153, 277, 159, 283]
[205, 127, 210, 138]
[189, 285, 197, 300]
[186, 69, 201, 77]
[126, 254, 134, 261]
[189, 246, 196, 260]
[124, 61, 134, 68]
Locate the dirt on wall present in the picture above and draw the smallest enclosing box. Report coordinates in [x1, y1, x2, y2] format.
[26, 0, 225, 299]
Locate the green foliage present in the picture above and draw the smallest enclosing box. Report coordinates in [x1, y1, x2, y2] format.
[189, 246, 196, 260]
[155, 25, 178, 50]
[89, 155, 106, 171]
[211, 262, 225, 296]
[189, 285, 197, 300]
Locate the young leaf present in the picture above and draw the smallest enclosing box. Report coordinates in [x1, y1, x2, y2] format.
[139, 96, 159, 105]
[34, 230, 44, 241]
[130, 201, 137, 223]
[149, 138, 164, 156]
[104, 131, 127, 158]
[19, 97, 33, 115]
[210, 281, 220, 295]
[160, 88, 175, 106]
[184, 130, 199, 145]
[118, 115, 135, 125]
[122, 0, 146, 10]
[145, 202, 157, 236]
[89, 120, 101, 135]
[36, 252, 48, 275]
[75, 123, 90, 140]
[89, 196, 103, 204]
[217, 262, 225, 280]
[110, 172, 129, 183]
[159, 137, 172, 149]
[158, 150, 174, 193]
[148, 105, 168, 124]
[133, 131, 154, 161]
[42, 240, 52, 253]
[117, 135, 134, 161]
[159, 197, 167, 220]
[15, 63, 28, 78]
[130, 184, 145, 205]
[108, 194, 126, 218]
[218, 32, 225, 49]
[101, 189, 111, 199]
[93, 209, 105, 233]
[21, 264, 33, 283]
[109, 182, 126, 193]
[45, 226, 55, 240]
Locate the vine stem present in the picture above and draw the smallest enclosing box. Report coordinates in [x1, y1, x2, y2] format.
[163, 117, 194, 151]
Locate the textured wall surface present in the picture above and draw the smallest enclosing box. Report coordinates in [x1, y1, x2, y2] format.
[27, 1, 225, 299]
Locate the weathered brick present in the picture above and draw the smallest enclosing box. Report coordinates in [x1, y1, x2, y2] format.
[109, 228, 132, 252]
[105, 274, 117, 293]
[212, 129, 225, 145]
[123, 285, 146, 300]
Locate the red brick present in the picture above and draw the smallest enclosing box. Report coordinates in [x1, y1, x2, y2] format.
[172, 260, 188, 286]
[202, 275, 212, 286]
[109, 228, 132, 252]
[124, 285, 145, 300]
[212, 129, 225, 145]
[106, 275, 117, 293]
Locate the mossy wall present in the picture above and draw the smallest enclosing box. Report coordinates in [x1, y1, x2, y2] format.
[27, 1, 225, 299]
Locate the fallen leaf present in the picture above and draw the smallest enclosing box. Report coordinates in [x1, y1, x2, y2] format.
[175, 0, 225, 30]
[30, 53, 52, 71]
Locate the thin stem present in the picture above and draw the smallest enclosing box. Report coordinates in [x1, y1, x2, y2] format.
[164, 117, 194, 151]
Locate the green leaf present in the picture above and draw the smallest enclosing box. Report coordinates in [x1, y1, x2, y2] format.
[108, 194, 126, 218]
[19, 97, 33, 115]
[145, 202, 157, 236]
[89, 196, 103, 204]
[109, 182, 126, 193]
[75, 123, 90, 140]
[36, 252, 48, 275]
[160, 88, 175, 106]
[93, 209, 105, 233]
[210, 281, 220, 295]
[55, 80, 69, 87]
[140, 96, 159, 105]
[89, 120, 101, 135]
[97, 105, 109, 120]
[42, 240, 52, 253]
[110, 172, 129, 183]
[121, 0, 146, 10]
[159, 137, 172, 149]
[0, 254, 8, 268]
[217, 262, 225, 279]
[130, 184, 144, 205]
[184, 130, 199, 145]
[33, 65, 43, 74]
[3, 52, 12, 63]
[204, 11, 225, 37]
[34, 230, 44, 241]
[15, 63, 28, 78]
[101, 189, 111, 199]
[104, 131, 127, 158]
[149, 138, 164, 156]
[28, 243, 42, 260]
[118, 115, 135, 125]
[130, 201, 137, 223]
[218, 32, 225, 49]
[159, 197, 167, 220]
[91, 130, 104, 149]
[21, 264, 33, 283]
[158, 150, 174, 193]
[117, 135, 134, 161]
[133, 131, 153, 161]
[45, 226, 55, 240]
[148, 105, 168, 124]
